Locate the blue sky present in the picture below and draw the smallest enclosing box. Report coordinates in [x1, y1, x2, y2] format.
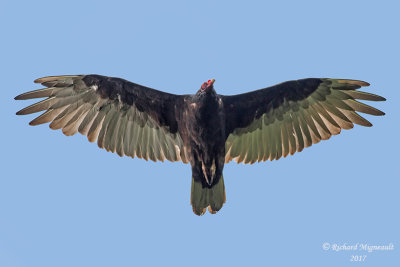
[1, 0, 399, 266]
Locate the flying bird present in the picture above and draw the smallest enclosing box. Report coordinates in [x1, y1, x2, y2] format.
[15, 75, 385, 215]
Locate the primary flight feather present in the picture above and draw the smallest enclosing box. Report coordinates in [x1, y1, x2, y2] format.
[15, 75, 385, 215]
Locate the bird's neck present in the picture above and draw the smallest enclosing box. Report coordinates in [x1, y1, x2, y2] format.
[198, 91, 219, 114]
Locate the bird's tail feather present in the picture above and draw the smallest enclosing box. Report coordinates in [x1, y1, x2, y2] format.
[191, 175, 226, 215]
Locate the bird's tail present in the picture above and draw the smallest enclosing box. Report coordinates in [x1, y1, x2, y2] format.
[191, 175, 226, 215]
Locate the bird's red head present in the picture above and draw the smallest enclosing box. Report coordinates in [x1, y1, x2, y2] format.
[200, 79, 215, 91]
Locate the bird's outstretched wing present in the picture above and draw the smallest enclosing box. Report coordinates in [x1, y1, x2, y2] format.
[222, 78, 385, 164]
[15, 75, 189, 163]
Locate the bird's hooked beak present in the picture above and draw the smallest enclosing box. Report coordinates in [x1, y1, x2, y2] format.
[207, 79, 215, 87]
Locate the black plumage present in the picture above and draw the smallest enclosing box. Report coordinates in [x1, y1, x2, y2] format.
[15, 75, 385, 215]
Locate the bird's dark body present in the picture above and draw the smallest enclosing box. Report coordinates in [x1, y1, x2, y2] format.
[180, 89, 226, 188]
[15, 74, 385, 215]
[84, 76, 227, 189]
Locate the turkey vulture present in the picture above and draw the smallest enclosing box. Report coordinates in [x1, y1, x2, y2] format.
[15, 75, 385, 215]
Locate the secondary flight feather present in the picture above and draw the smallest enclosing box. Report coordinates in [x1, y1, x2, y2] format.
[15, 75, 385, 215]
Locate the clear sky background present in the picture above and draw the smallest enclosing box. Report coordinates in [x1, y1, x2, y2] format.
[1, 0, 399, 266]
